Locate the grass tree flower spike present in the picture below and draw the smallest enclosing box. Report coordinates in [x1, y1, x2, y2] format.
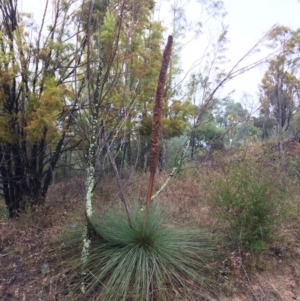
[144, 35, 173, 229]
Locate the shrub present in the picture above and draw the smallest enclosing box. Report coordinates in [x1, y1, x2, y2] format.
[208, 156, 284, 253]
[288, 158, 300, 181]
[56, 204, 219, 301]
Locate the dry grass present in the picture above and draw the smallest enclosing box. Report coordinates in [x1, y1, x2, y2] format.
[0, 146, 300, 300]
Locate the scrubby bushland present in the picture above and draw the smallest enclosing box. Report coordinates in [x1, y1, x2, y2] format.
[207, 154, 285, 253]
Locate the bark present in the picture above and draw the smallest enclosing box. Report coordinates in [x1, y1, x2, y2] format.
[137, 137, 148, 171]
[158, 139, 166, 172]
[278, 97, 286, 187]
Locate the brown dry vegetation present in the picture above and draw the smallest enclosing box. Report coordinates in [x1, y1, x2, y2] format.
[1, 143, 300, 301]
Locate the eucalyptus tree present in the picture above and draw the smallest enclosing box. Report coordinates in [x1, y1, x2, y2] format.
[0, 0, 86, 217]
[260, 26, 300, 175]
[0, 0, 165, 217]
[106, 0, 165, 170]
[260, 57, 300, 172]
[183, 8, 283, 159]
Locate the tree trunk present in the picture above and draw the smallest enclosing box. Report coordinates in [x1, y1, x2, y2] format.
[278, 98, 286, 187]
[158, 139, 166, 172]
[138, 137, 148, 171]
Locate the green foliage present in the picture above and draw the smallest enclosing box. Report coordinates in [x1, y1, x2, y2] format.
[253, 116, 276, 139]
[290, 107, 300, 139]
[166, 135, 189, 168]
[259, 55, 299, 131]
[0, 204, 8, 219]
[260, 26, 300, 139]
[58, 205, 218, 301]
[195, 120, 224, 147]
[26, 78, 63, 144]
[139, 100, 193, 139]
[208, 157, 283, 253]
[0, 1, 84, 215]
[288, 159, 300, 181]
[99, 9, 116, 59]
[214, 100, 247, 129]
[231, 123, 263, 145]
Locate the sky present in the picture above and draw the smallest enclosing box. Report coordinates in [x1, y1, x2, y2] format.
[19, 0, 300, 108]
[157, 0, 300, 108]
[222, 0, 300, 104]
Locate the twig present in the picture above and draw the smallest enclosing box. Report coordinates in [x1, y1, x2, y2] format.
[151, 139, 190, 201]
[238, 246, 259, 301]
[102, 124, 132, 225]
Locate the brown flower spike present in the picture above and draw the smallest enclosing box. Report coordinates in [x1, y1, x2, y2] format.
[144, 35, 173, 228]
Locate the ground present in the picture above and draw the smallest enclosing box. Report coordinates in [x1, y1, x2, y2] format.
[1, 145, 300, 300]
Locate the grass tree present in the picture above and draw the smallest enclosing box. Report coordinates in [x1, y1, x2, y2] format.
[56, 34, 219, 301]
[54, 2, 287, 300]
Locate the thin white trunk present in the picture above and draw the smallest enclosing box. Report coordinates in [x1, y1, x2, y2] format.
[81, 122, 97, 293]
[80, 0, 105, 290]
[80, 0, 94, 292]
